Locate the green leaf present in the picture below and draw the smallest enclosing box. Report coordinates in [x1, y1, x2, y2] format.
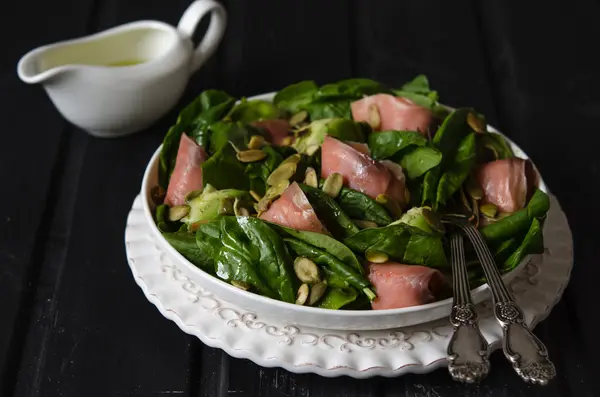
[229, 99, 281, 123]
[208, 121, 266, 155]
[436, 132, 477, 206]
[422, 166, 441, 205]
[159, 90, 236, 187]
[201, 143, 249, 190]
[299, 184, 360, 239]
[292, 118, 366, 155]
[367, 130, 428, 160]
[343, 222, 447, 268]
[399, 146, 443, 179]
[399, 75, 434, 94]
[272, 224, 364, 273]
[318, 287, 358, 310]
[392, 75, 439, 110]
[236, 217, 296, 302]
[283, 238, 373, 294]
[155, 204, 180, 232]
[503, 218, 544, 271]
[314, 78, 390, 101]
[433, 108, 473, 163]
[481, 189, 550, 243]
[304, 100, 352, 120]
[477, 132, 514, 162]
[493, 238, 519, 264]
[214, 217, 277, 298]
[189, 91, 236, 146]
[274, 80, 318, 113]
[336, 186, 393, 226]
[163, 231, 214, 272]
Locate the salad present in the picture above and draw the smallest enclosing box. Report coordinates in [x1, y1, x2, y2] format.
[151, 76, 549, 311]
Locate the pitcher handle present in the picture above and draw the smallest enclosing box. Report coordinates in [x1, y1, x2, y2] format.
[177, 0, 227, 75]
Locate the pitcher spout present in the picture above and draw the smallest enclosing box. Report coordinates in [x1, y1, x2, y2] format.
[17, 46, 75, 84]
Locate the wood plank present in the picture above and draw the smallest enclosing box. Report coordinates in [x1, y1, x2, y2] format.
[478, 1, 600, 396]
[0, 0, 96, 393]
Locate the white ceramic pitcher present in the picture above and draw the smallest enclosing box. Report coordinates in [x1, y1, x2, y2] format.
[17, 0, 227, 138]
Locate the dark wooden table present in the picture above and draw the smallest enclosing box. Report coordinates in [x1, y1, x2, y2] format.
[2, 1, 599, 396]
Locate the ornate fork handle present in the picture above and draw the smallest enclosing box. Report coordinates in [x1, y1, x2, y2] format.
[447, 233, 490, 383]
[452, 219, 556, 385]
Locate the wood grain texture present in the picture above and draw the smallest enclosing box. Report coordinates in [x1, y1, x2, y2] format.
[0, 0, 597, 396]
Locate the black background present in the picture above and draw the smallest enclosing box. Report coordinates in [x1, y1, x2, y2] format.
[1, 1, 599, 396]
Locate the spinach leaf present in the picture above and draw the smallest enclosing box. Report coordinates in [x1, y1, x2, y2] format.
[399, 146, 443, 179]
[201, 143, 250, 190]
[433, 108, 473, 162]
[481, 189, 550, 242]
[214, 217, 277, 298]
[367, 130, 428, 160]
[343, 223, 447, 268]
[502, 218, 544, 271]
[163, 231, 215, 272]
[283, 238, 374, 297]
[299, 184, 360, 239]
[195, 220, 222, 264]
[336, 186, 393, 226]
[477, 132, 514, 162]
[229, 99, 281, 123]
[236, 217, 296, 303]
[292, 118, 366, 155]
[392, 75, 440, 110]
[421, 167, 441, 205]
[272, 224, 364, 273]
[304, 101, 353, 120]
[314, 78, 390, 101]
[494, 238, 519, 265]
[274, 80, 318, 113]
[208, 121, 266, 155]
[159, 90, 236, 187]
[318, 287, 358, 310]
[245, 146, 284, 196]
[189, 90, 236, 146]
[436, 132, 477, 206]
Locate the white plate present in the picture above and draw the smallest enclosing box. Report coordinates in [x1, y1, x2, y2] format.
[139, 92, 549, 330]
[125, 193, 572, 378]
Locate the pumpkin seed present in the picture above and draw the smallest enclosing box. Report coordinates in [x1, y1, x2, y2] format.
[289, 110, 308, 127]
[304, 167, 318, 188]
[257, 180, 290, 213]
[168, 205, 190, 221]
[467, 112, 486, 133]
[365, 250, 389, 264]
[248, 135, 266, 150]
[151, 185, 166, 205]
[308, 281, 327, 305]
[322, 173, 343, 198]
[280, 136, 294, 146]
[293, 257, 321, 284]
[232, 280, 251, 291]
[250, 190, 262, 202]
[465, 177, 484, 200]
[368, 104, 381, 130]
[295, 283, 309, 305]
[266, 162, 297, 186]
[234, 198, 250, 217]
[305, 144, 320, 156]
[480, 203, 498, 218]
[237, 149, 267, 163]
[218, 198, 234, 215]
[281, 153, 302, 166]
[354, 220, 378, 229]
[375, 194, 403, 218]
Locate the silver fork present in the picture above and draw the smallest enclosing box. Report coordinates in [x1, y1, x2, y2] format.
[444, 215, 556, 385]
[446, 232, 490, 383]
